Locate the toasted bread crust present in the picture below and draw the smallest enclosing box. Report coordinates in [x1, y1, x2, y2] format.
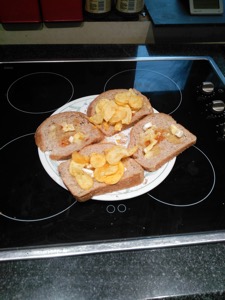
[87, 89, 153, 136]
[35, 111, 104, 160]
[58, 143, 144, 202]
[128, 113, 197, 172]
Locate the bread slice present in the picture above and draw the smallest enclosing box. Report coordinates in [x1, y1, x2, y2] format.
[58, 143, 144, 202]
[87, 88, 153, 136]
[35, 111, 104, 160]
[128, 113, 197, 172]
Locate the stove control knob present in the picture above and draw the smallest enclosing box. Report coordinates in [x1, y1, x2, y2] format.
[201, 81, 215, 94]
[211, 100, 225, 114]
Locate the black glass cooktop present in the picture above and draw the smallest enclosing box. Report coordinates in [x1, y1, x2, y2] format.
[1, 57, 225, 260]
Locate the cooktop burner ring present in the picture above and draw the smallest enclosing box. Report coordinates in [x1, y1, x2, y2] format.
[147, 145, 216, 207]
[0, 199, 77, 222]
[0, 133, 77, 222]
[104, 69, 182, 115]
[6, 72, 74, 114]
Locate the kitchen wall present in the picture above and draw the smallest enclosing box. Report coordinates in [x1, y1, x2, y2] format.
[0, 16, 153, 45]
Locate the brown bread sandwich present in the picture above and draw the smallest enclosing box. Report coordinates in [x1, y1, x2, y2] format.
[128, 113, 197, 172]
[35, 111, 104, 160]
[87, 88, 153, 136]
[58, 142, 144, 202]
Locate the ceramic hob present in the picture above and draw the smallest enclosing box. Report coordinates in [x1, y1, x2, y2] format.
[1, 57, 225, 261]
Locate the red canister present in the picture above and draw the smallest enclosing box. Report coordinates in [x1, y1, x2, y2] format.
[40, 0, 83, 22]
[0, 0, 42, 23]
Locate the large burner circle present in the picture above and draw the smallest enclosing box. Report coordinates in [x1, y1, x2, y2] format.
[148, 146, 216, 207]
[104, 69, 182, 114]
[0, 134, 76, 222]
[7, 72, 74, 114]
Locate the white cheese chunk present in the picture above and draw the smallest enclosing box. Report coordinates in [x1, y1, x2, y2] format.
[170, 124, 184, 138]
[69, 136, 74, 143]
[143, 122, 152, 131]
[82, 168, 94, 177]
[61, 122, 75, 132]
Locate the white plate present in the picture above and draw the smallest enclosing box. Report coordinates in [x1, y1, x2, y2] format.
[38, 95, 176, 201]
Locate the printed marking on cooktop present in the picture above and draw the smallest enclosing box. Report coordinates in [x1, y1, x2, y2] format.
[7, 72, 74, 114]
[106, 204, 127, 214]
[117, 204, 127, 213]
[104, 69, 182, 115]
[147, 145, 216, 207]
[106, 205, 116, 214]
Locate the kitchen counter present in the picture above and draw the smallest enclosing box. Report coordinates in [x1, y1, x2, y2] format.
[1, 44, 225, 300]
[0, 243, 225, 300]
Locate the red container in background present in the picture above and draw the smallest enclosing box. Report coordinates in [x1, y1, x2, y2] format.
[40, 0, 83, 22]
[0, 0, 42, 23]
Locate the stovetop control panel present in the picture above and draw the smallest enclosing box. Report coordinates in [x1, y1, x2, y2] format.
[196, 81, 225, 141]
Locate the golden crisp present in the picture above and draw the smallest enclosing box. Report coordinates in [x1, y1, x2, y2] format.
[72, 151, 89, 165]
[89, 89, 144, 131]
[94, 162, 124, 185]
[90, 153, 106, 168]
[128, 95, 143, 110]
[69, 144, 137, 190]
[89, 113, 103, 125]
[102, 162, 124, 185]
[74, 171, 93, 190]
